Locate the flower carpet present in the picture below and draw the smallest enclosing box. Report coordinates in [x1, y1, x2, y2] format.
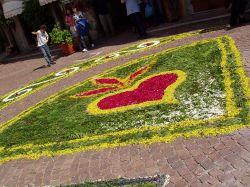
[0, 31, 200, 112]
[65, 174, 169, 187]
[0, 36, 249, 163]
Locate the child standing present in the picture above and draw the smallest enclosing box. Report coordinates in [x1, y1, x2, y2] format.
[72, 7, 94, 52]
[32, 25, 55, 67]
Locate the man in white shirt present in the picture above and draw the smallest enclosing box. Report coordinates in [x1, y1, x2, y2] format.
[121, 0, 147, 39]
[32, 25, 55, 67]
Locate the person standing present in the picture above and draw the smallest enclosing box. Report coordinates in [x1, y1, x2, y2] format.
[73, 7, 95, 52]
[121, 0, 147, 39]
[32, 25, 55, 67]
[92, 0, 115, 36]
[65, 8, 78, 38]
[225, 0, 249, 27]
[65, 8, 79, 51]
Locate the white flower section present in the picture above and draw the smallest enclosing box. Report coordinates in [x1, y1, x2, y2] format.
[137, 40, 160, 48]
[94, 40, 161, 62]
[159, 76, 226, 123]
[95, 53, 121, 62]
[55, 67, 79, 77]
[3, 67, 79, 102]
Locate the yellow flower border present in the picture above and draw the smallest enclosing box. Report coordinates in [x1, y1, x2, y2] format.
[0, 36, 249, 163]
[87, 70, 187, 115]
[0, 30, 201, 112]
[226, 36, 250, 120]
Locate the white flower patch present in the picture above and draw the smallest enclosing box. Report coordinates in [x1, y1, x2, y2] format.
[94, 53, 121, 62]
[94, 40, 160, 63]
[137, 40, 160, 49]
[3, 67, 80, 103]
[55, 67, 79, 77]
[157, 75, 226, 124]
[182, 95, 225, 120]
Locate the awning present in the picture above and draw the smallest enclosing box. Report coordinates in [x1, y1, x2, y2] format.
[39, 0, 57, 6]
[2, 0, 24, 18]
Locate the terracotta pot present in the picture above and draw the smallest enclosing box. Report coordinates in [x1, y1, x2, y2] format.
[60, 43, 75, 56]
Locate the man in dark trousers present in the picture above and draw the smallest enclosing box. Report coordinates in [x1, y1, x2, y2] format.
[121, 0, 147, 39]
[225, 0, 249, 27]
[92, 0, 115, 36]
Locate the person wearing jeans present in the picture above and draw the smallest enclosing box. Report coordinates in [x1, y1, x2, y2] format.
[32, 25, 55, 67]
[121, 0, 147, 39]
[92, 0, 115, 36]
[40, 44, 53, 66]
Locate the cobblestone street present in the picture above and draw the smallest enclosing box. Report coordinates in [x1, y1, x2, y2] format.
[0, 24, 250, 186]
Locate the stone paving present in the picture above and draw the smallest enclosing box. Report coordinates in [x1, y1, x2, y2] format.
[0, 32, 142, 96]
[1, 129, 250, 186]
[0, 24, 250, 186]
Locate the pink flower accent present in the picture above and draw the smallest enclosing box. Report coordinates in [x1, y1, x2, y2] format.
[97, 73, 178, 110]
[76, 87, 118, 97]
[128, 66, 149, 81]
[73, 66, 150, 98]
[95, 78, 123, 86]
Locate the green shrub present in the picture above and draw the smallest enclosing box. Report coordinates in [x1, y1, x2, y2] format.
[50, 23, 73, 45]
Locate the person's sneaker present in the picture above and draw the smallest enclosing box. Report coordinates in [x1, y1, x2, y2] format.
[51, 62, 56, 65]
[91, 44, 95, 48]
[47, 64, 51, 67]
[82, 48, 88, 52]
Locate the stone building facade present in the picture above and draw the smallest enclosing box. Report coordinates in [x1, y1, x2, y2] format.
[0, 0, 248, 53]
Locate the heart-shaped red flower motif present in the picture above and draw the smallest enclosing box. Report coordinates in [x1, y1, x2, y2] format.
[72, 60, 186, 114]
[97, 73, 178, 110]
[87, 70, 186, 115]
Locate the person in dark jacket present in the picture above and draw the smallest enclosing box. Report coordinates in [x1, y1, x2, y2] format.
[225, 0, 249, 27]
[73, 7, 94, 52]
[92, 0, 115, 36]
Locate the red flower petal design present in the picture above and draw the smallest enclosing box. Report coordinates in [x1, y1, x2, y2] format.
[128, 66, 149, 81]
[76, 87, 118, 97]
[95, 78, 123, 86]
[97, 73, 178, 110]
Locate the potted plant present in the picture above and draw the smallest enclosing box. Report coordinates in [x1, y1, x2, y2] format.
[50, 23, 75, 56]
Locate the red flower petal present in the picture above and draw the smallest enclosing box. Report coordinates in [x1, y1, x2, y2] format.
[76, 87, 118, 97]
[97, 73, 178, 110]
[128, 66, 150, 81]
[95, 78, 123, 86]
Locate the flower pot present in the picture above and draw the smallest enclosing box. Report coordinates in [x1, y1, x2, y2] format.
[59, 43, 75, 56]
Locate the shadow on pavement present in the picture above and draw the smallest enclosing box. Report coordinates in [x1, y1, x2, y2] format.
[33, 65, 48, 71]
